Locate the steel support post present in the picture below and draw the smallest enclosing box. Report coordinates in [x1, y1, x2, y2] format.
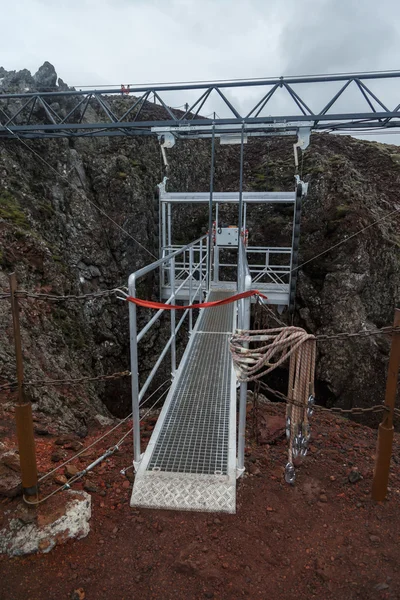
[9, 273, 38, 497]
[128, 275, 141, 465]
[236, 128, 248, 471]
[207, 127, 215, 292]
[372, 308, 400, 501]
[189, 247, 193, 333]
[237, 296, 251, 473]
[213, 202, 219, 283]
[213, 246, 219, 284]
[161, 202, 166, 251]
[170, 257, 176, 376]
[167, 203, 172, 249]
[237, 126, 245, 291]
[289, 183, 303, 312]
[199, 239, 203, 299]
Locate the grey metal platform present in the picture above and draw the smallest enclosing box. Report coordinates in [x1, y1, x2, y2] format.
[130, 291, 237, 513]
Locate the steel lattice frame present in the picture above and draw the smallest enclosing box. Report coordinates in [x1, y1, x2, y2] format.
[0, 71, 400, 140]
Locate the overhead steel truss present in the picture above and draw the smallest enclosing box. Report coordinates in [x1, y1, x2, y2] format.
[0, 71, 400, 140]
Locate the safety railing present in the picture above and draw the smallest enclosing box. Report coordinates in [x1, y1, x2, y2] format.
[128, 235, 208, 464]
[211, 245, 291, 296]
[160, 239, 207, 297]
[237, 238, 252, 474]
[246, 247, 291, 290]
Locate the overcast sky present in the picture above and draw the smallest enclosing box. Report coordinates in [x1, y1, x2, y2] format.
[1, 0, 400, 143]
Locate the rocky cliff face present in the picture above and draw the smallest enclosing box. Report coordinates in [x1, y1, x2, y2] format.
[0, 63, 399, 433]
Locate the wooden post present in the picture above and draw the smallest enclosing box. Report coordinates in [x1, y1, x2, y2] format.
[9, 273, 38, 497]
[372, 308, 400, 501]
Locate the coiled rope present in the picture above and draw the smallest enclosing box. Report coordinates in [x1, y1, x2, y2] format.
[230, 327, 316, 484]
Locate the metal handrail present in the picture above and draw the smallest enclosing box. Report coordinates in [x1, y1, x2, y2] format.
[237, 238, 251, 474]
[132, 234, 207, 280]
[128, 235, 208, 464]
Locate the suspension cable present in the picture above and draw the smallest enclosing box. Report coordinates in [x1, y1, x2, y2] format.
[23, 382, 171, 505]
[37, 379, 170, 483]
[0, 124, 157, 260]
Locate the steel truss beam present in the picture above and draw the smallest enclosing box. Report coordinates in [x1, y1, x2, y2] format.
[1, 71, 400, 140]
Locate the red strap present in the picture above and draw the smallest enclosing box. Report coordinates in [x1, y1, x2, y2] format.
[126, 290, 268, 310]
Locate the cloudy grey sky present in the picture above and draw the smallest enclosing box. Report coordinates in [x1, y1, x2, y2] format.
[2, 0, 400, 142]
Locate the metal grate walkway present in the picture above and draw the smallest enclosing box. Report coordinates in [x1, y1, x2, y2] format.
[130, 291, 237, 513]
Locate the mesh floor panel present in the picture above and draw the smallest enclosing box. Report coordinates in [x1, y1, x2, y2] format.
[148, 292, 234, 475]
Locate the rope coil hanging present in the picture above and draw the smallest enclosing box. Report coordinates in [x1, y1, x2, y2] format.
[230, 326, 316, 484]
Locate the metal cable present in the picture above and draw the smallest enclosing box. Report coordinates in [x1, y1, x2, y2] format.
[24, 382, 171, 505]
[315, 326, 400, 341]
[258, 299, 287, 327]
[0, 369, 131, 393]
[3, 288, 127, 302]
[293, 205, 400, 275]
[0, 124, 157, 260]
[259, 381, 389, 416]
[36, 379, 170, 483]
[119, 386, 171, 475]
[115, 384, 170, 449]
[1, 324, 398, 393]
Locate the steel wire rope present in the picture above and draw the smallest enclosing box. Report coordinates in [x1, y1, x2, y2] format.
[119, 384, 175, 475]
[0, 287, 128, 302]
[288, 204, 400, 276]
[0, 370, 131, 393]
[36, 379, 170, 483]
[258, 381, 391, 417]
[114, 384, 171, 449]
[257, 299, 286, 327]
[23, 382, 171, 505]
[0, 124, 157, 260]
[334, 131, 400, 136]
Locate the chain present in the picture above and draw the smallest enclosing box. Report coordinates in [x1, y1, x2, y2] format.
[0, 288, 126, 302]
[1, 286, 399, 341]
[237, 321, 400, 342]
[0, 370, 131, 392]
[258, 382, 390, 416]
[316, 326, 400, 341]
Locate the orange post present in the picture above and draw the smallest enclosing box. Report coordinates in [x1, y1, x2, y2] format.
[9, 273, 38, 497]
[372, 308, 400, 501]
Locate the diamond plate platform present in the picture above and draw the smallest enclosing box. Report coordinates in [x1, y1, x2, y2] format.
[131, 291, 237, 513]
[130, 472, 236, 513]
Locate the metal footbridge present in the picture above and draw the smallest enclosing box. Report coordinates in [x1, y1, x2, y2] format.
[127, 181, 307, 512]
[131, 290, 237, 512]
[1, 69, 400, 512]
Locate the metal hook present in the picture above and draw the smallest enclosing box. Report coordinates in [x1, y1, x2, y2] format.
[285, 462, 296, 484]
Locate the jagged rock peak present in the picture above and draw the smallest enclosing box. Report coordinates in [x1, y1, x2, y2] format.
[0, 62, 72, 93]
[33, 61, 57, 90]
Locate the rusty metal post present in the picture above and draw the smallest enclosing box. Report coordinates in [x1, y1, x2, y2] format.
[372, 308, 400, 501]
[9, 273, 38, 497]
